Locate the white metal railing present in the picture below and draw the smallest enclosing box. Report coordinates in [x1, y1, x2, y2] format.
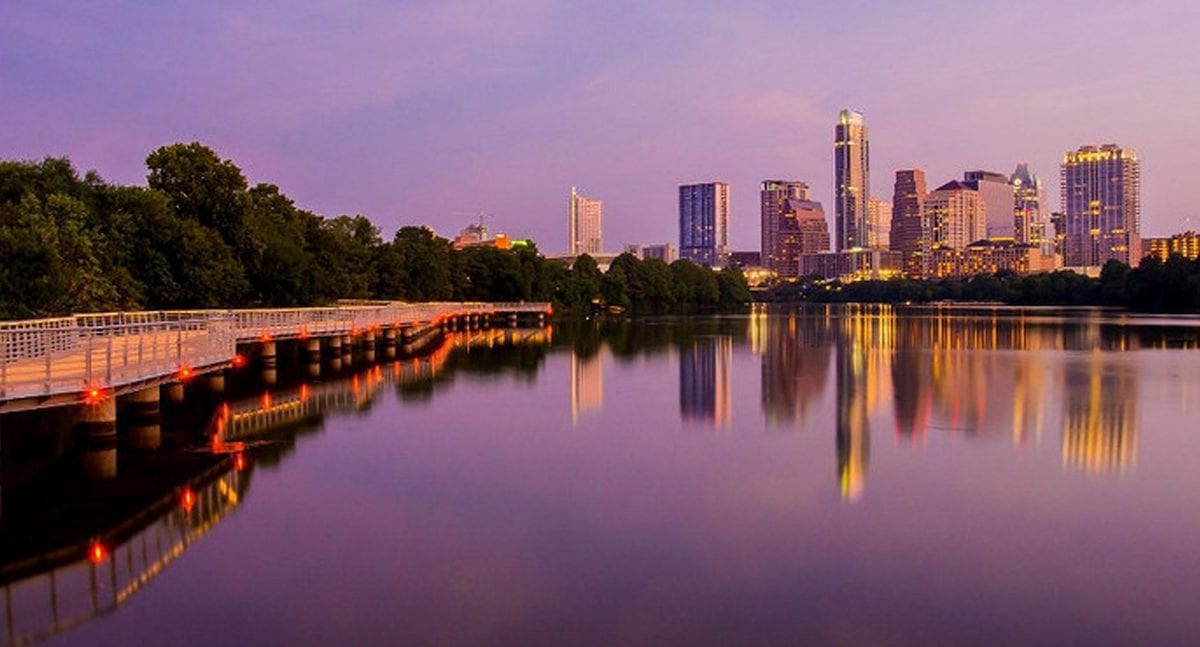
[0, 302, 551, 404]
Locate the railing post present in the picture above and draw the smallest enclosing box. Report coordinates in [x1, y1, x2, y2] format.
[85, 332, 93, 386]
[106, 337, 113, 386]
[0, 331, 6, 399]
[176, 327, 183, 368]
[45, 330, 54, 394]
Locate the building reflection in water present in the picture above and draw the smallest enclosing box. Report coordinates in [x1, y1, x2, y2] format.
[570, 350, 604, 425]
[835, 306, 894, 501]
[679, 336, 732, 428]
[760, 308, 833, 428]
[754, 304, 1161, 498]
[0, 327, 554, 646]
[1061, 353, 1138, 474]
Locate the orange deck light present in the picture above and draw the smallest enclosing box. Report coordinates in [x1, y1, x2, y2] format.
[88, 540, 108, 564]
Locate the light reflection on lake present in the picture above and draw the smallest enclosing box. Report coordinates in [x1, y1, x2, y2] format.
[4, 306, 1200, 646]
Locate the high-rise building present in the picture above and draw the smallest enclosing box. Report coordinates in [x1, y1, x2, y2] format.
[924, 180, 986, 252]
[1060, 144, 1141, 267]
[1010, 162, 1045, 245]
[834, 109, 870, 251]
[963, 170, 1015, 241]
[568, 187, 603, 255]
[761, 180, 830, 278]
[889, 169, 928, 276]
[867, 198, 892, 249]
[679, 182, 730, 266]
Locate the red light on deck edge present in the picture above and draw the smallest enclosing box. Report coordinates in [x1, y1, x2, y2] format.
[181, 488, 196, 512]
[234, 453, 247, 472]
[231, 354, 247, 368]
[84, 386, 105, 403]
[179, 367, 193, 380]
[261, 333, 272, 343]
[88, 540, 107, 564]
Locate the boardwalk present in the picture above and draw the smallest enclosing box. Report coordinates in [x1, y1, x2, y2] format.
[0, 302, 551, 413]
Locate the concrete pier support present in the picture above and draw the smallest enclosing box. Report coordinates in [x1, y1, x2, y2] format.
[329, 335, 343, 372]
[341, 335, 353, 366]
[125, 386, 161, 450]
[164, 382, 185, 403]
[207, 373, 226, 394]
[261, 341, 277, 386]
[364, 330, 377, 362]
[384, 328, 397, 359]
[76, 397, 117, 479]
[305, 338, 322, 378]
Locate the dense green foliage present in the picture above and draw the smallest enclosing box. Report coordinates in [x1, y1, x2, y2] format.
[764, 257, 1200, 312]
[0, 144, 751, 319]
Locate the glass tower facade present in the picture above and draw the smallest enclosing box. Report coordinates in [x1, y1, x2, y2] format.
[834, 109, 870, 251]
[679, 182, 730, 267]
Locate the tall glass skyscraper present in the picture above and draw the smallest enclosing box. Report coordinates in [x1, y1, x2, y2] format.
[834, 109, 870, 251]
[679, 182, 730, 266]
[1060, 145, 1141, 267]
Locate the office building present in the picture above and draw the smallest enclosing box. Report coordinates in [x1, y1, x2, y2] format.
[963, 170, 1016, 241]
[867, 198, 892, 249]
[800, 249, 902, 281]
[568, 187, 603, 255]
[889, 169, 928, 277]
[1060, 144, 1141, 267]
[1010, 162, 1045, 245]
[925, 180, 986, 252]
[834, 109, 870, 251]
[679, 182, 730, 266]
[761, 180, 830, 279]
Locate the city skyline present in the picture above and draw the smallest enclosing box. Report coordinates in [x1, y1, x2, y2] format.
[2, 2, 1197, 252]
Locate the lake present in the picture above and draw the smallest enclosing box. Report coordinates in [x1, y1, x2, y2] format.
[3, 305, 1200, 646]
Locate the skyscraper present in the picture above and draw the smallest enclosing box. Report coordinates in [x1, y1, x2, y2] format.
[834, 109, 870, 251]
[1010, 162, 1045, 245]
[963, 170, 1016, 241]
[1060, 144, 1141, 267]
[867, 198, 892, 249]
[889, 169, 927, 276]
[761, 180, 830, 278]
[679, 182, 730, 266]
[924, 181, 986, 252]
[569, 187, 603, 255]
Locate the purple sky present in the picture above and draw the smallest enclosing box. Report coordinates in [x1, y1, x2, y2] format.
[3, 1, 1199, 251]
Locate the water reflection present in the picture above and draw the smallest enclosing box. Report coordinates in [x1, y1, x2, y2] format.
[679, 337, 732, 428]
[570, 351, 603, 425]
[1062, 353, 1138, 474]
[0, 327, 552, 646]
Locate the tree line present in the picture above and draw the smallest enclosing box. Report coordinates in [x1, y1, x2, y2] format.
[764, 256, 1200, 312]
[0, 142, 750, 319]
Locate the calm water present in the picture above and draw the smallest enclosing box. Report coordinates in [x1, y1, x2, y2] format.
[4, 305, 1200, 646]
